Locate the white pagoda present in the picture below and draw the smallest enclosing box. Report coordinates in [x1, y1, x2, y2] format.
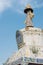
[4, 4, 43, 65]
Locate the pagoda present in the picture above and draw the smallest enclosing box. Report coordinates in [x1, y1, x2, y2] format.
[4, 4, 43, 65]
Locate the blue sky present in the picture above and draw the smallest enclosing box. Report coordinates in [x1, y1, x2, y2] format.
[0, 0, 43, 65]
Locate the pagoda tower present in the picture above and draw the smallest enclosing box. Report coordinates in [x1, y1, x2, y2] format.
[4, 4, 43, 65]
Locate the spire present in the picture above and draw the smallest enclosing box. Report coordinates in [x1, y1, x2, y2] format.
[24, 4, 34, 27]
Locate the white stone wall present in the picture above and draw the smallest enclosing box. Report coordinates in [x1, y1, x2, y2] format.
[4, 27, 43, 65]
[22, 27, 43, 46]
[16, 27, 43, 49]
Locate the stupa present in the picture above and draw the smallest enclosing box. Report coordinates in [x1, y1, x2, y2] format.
[4, 4, 43, 65]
